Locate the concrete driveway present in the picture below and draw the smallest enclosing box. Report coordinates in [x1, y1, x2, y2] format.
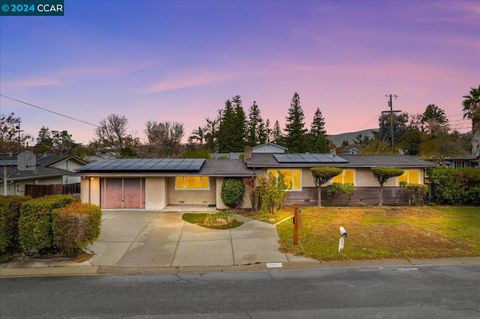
[88, 211, 296, 267]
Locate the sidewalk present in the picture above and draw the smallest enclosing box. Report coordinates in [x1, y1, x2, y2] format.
[2, 256, 480, 278]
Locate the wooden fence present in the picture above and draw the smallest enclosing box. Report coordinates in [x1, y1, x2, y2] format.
[25, 183, 81, 198]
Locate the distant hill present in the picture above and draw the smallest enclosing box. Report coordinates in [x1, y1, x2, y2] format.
[328, 128, 378, 147]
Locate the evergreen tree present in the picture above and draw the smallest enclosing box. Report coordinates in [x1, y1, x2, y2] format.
[258, 118, 268, 144]
[284, 92, 308, 152]
[232, 95, 246, 151]
[218, 100, 236, 152]
[246, 101, 262, 146]
[272, 120, 282, 144]
[309, 107, 330, 153]
[265, 119, 272, 142]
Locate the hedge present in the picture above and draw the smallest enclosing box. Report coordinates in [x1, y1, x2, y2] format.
[221, 178, 245, 208]
[19, 195, 74, 253]
[53, 202, 101, 255]
[0, 196, 30, 255]
[428, 167, 480, 205]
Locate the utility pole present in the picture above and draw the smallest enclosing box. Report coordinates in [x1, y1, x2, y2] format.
[382, 94, 401, 154]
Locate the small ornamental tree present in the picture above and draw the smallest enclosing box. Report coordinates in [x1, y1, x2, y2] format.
[256, 172, 287, 214]
[310, 167, 342, 207]
[371, 167, 404, 206]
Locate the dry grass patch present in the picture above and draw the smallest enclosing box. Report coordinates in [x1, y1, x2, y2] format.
[244, 206, 480, 261]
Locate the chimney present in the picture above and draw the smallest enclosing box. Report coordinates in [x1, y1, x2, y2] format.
[244, 146, 252, 162]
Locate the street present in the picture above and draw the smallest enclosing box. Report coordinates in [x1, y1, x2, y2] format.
[1, 265, 479, 318]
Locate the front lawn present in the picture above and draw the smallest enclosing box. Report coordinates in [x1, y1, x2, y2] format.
[243, 206, 480, 260]
[182, 212, 243, 229]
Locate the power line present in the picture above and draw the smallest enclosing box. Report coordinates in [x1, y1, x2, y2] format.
[0, 94, 98, 127]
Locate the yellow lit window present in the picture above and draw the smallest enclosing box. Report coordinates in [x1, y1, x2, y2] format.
[331, 169, 355, 185]
[397, 169, 420, 185]
[267, 169, 302, 191]
[175, 176, 209, 190]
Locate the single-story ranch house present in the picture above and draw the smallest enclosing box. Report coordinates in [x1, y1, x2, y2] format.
[78, 144, 435, 209]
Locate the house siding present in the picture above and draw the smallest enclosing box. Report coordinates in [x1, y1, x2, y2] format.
[167, 177, 216, 206]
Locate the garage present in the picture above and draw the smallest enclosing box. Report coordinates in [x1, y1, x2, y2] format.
[100, 178, 145, 209]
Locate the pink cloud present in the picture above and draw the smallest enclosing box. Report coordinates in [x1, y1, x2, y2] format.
[144, 70, 242, 93]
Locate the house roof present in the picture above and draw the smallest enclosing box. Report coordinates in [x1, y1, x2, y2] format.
[37, 154, 87, 167]
[252, 143, 288, 152]
[246, 153, 435, 168]
[77, 159, 254, 177]
[2, 167, 75, 182]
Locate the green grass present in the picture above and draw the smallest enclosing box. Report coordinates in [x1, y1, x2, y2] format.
[243, 206, 480, 261]
[182, 212, 243, 229]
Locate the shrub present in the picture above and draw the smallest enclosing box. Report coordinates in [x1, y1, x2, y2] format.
[428, 167, 464, 205]
[221, 178, 245, 208]
[52, 202, 101, 255]
[404, 184, 428, 206]
[326, 183, 354, 204]
[0, 196, 30, 255]
[460, 167, 480, 187]
[19, 195, 74, 253]
[182, 149, 211, 159]
[256, 172, 287, 214]
[464, 186, 480, 205]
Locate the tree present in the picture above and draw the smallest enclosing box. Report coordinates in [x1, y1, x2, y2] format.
[246, 101, 262, 146]
[309, 107, 329, 153]
[264, 119, 272, 143]
[34, 126, 53, 153]
[310, 167, 342, 207]
[204, 111, 221, 152]
[378, 112, 409, 144]
[256, 172, 287, 214]
[398, 129, 422, 155]
[272, 120, 282, 144]
[371, 167, 404, 206]
[421, 104, 449, 135]
[232, 95, 246, 150]
[145, 121, 184, 157]
[0, 113, 32, 152]
[95, 114, 138, 155]
[463, 85, 480, 156]
[51, 130, 77, 154]
[218, 96, 246, 152]
[284, 92, 308, 152]
[188, 126, 205, 145]
[257, 118, 268, 144]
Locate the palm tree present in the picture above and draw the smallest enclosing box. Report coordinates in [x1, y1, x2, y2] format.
[463, 85, 480, 156]
[188, 126, 205, 145]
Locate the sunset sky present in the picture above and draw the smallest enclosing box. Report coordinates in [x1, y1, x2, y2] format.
[1, 0, 479, 144]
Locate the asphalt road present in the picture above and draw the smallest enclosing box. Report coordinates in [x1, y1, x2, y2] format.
[1, 265, 479, 318]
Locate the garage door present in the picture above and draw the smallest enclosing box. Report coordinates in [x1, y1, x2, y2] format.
[100, 178, 145, 209]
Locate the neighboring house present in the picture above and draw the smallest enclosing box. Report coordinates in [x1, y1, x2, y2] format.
[78, 143, 434, 209]
[210, 152, 243, 160]
[0, 151, 87, 196]
[339, 145, 361, 155]
[441, 155, 478, 168]
[252, 143, 287, 154]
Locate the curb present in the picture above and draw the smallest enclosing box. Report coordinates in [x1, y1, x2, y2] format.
[2, 256, 480, 278]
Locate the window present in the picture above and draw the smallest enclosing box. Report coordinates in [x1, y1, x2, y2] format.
[267, 169, 301, 191]
[175, 176, 209, 190]
[397, 169, 420, 185]
[331, 169, 355, 185]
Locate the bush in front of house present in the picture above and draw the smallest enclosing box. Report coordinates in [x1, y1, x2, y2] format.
[52, 202, 102, 256]
[403, 183, 428, 206]
[326, 183, 354, 205]
[0, 196, 30, 256]
[221, 178, 245, 208]
[428, 167, 464, 205]
[19, 195, 75, 253]
[256, 172, 287, 214]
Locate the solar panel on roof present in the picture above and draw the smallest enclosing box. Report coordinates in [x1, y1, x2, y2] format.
[273, 153, 348, 164]
[78, 158, 206, 172]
